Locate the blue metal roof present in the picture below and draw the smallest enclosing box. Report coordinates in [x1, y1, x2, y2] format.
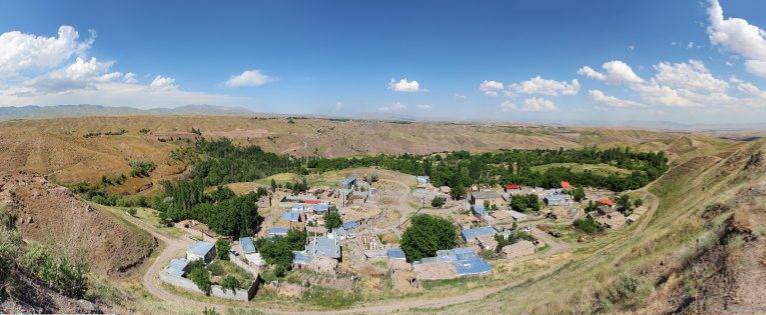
[291, 204, 306, 212]
[387, 247, 406, 260]
[165, 258, 189, 277]
[292, 251, 312, 265]
[282, 210, 301, 222]
[187, 241, 214, 257]
[472, 204, 486, 216]
[306, 235, 341, 259]
[313, 204, 330, 213]
[268, 227, 289, 236]
[239, 237, 256, 254]
[341, 175, 356, 184]
[342, 220, 359, 230]
[451, 247, 492, 276]
[461, 226, 497, 241]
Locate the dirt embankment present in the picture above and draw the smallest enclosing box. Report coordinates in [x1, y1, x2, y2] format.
[0, 171, 156, 276]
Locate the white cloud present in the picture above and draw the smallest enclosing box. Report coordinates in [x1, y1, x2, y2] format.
[577, 60, 643, 85]
[454, 93, 467, 100]
[500, 101, 516, 112]
[707, 0, 766, 78]
[652, 60, 728, 93]
[335, 101, 343, 111]
[378, 102, 407, 112]
[150, 75, 177, 90]
[123, 72, 137, 83]
[416, 104, 432, 109]
[479, 80, 504, 96]
[588, 90, 644, 108]
[521, 97, 558, 112]
[0, 25, 93, 76]
[23, 57, 123, 93]
[388, 78, 423, 92]
[509, 76, 580, 96]
[224, 69, 273, 88]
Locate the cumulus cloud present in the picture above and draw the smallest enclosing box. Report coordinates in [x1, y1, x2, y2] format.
[225, 69, 273, 88]
[707, 0, 766, 78]
[378, 102, 407, 112]
[0, 25, 93, 76]
[509, 76, 580, 96]
[454, 93, 467, 100]
[588, 90, 644, 108]
[388, 78, 423, 92]
[479, 80, 504, 96]
[577, 60, 643, 85]
[521, 97, 558, 111]
[150, 75, 178, 90]
[652, 60, 728, 93]
[0, 25, 244, 108]
[500, 101, 516, 112]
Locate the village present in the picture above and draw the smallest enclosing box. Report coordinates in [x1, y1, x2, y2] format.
[155, 167, 649, 303]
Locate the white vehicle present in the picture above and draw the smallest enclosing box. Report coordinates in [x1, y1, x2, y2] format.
[346, 233, 356, 239]
[523, 226, 533, 233]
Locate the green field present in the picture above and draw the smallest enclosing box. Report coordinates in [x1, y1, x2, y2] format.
[529, 163, 632, 176]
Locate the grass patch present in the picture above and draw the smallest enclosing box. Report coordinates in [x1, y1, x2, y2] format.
[208, 259, 253, 285]
[530, 162, 632, 176]
[301, 286, 357, 309]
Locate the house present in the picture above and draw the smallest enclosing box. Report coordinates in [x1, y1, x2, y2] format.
[186, 241, 216, 263]
[291, 204, 306, 212]
[476, 235, 498, 251]
[449, 248, 492, 277]
[305, 234, 342, 259]
[387, 247, 407, 261]
[597, 198, 616, 207]
[561, 181, 572, 189]
[469, 190, 503, 208]
[504, 183, 521, 192]
[239, 237, 265, 266]
[461, 226, 497, 243]
[292, 234, 342, 274]
[281, 194, 319, 204]
[501, 240, 536, 259]
[416, 176, 430, 185]
[471, 204, 487, 219]
[267, 227, 289, 237]
[490, 210, 512, 221]
[341, 220, 359, 230]
[312, 203, 330, 214]
[282, 210, 301, 222]
[626, 213, 641, 224]
[164, 258, 190, 277]
[412, 247, 491, 280]
[340, 176, 357, 189]
[544, 193, 570, 206]
[508, 210, 528, 221]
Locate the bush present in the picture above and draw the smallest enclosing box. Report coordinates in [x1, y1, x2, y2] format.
[574, 216, 603, 234]
[129, 160, 156, 178]
[22, 244, 89, 299]
[569, 187, 586, 202]
[511, 194, 540, 213]
[324, 208, 342, 230]
[254, 229, 307, 274]
[126, 208, 137, 217]
[400, 215, 457, 262]
[220, 275, 239, 292]
[215, 239, 231, 260]
[188, 267, 211, 293]
[431, 196, 446, 208]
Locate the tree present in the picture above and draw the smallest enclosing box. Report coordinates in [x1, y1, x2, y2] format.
[573, 216, 603, 234]
[633, 198, 644, 208]
[400, 215, 458, 262]
[254, 229, 307, 274]
[510, 194, 540, 213]
[616, 195, 632, 213]
[450, 185, 466, 200]
[570, 187, 586, 202]
[324, 208, 343, 230]
[188, 267, 211, 293]
[220, 275, 240, 292]
[209, 186, 235, 203]
[431, 196, 446, 208]
[215, 239, 231, 260]
[271, 178, 277, 192]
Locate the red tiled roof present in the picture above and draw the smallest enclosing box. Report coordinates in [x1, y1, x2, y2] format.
[504, 183, 521, 190]
[304, 199, 322, 204]
[561, 181, 572, 189]
[597, 198, 615, 206]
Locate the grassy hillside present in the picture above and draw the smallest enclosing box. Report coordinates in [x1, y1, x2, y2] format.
[419, 136, 765, 314]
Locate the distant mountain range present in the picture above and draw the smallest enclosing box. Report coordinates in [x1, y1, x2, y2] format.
[0, 104, 256, 121]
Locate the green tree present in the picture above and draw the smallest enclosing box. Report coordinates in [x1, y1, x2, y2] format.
[400, 215, 458, 262]
[271, 178, 277, 192]
[220, 275, 240, 292]
[431, 196, 446, 208]
[324, 208, 343, 230]
[573, 216, 603, 234]
[570, 187, 586, 202]
[510, 194, 540, 213]
[215, 239, 231, 260]
[188, 267, 211, 293]
[616, 195, 632, 213]
[450, 185, 466, 200]
[254, 229, 307, 274]
[633, 198, 644, 208]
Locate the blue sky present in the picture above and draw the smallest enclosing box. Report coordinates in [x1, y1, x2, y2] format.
[2, 0, 766, 124]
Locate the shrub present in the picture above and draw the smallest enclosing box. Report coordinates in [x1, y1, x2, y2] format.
[22, 244, 89, 299]
[129, 160, 156, 178]
[215, 239, 231, 260]
[126, 208, 137, 217]
[324, 208, 343, 230]
[574, 216, 603, 234]
[511, 194, 540, 213]
[220, 275, 240, 292]
[431, 196, 446, 208]
[188, 267, 211, 293]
